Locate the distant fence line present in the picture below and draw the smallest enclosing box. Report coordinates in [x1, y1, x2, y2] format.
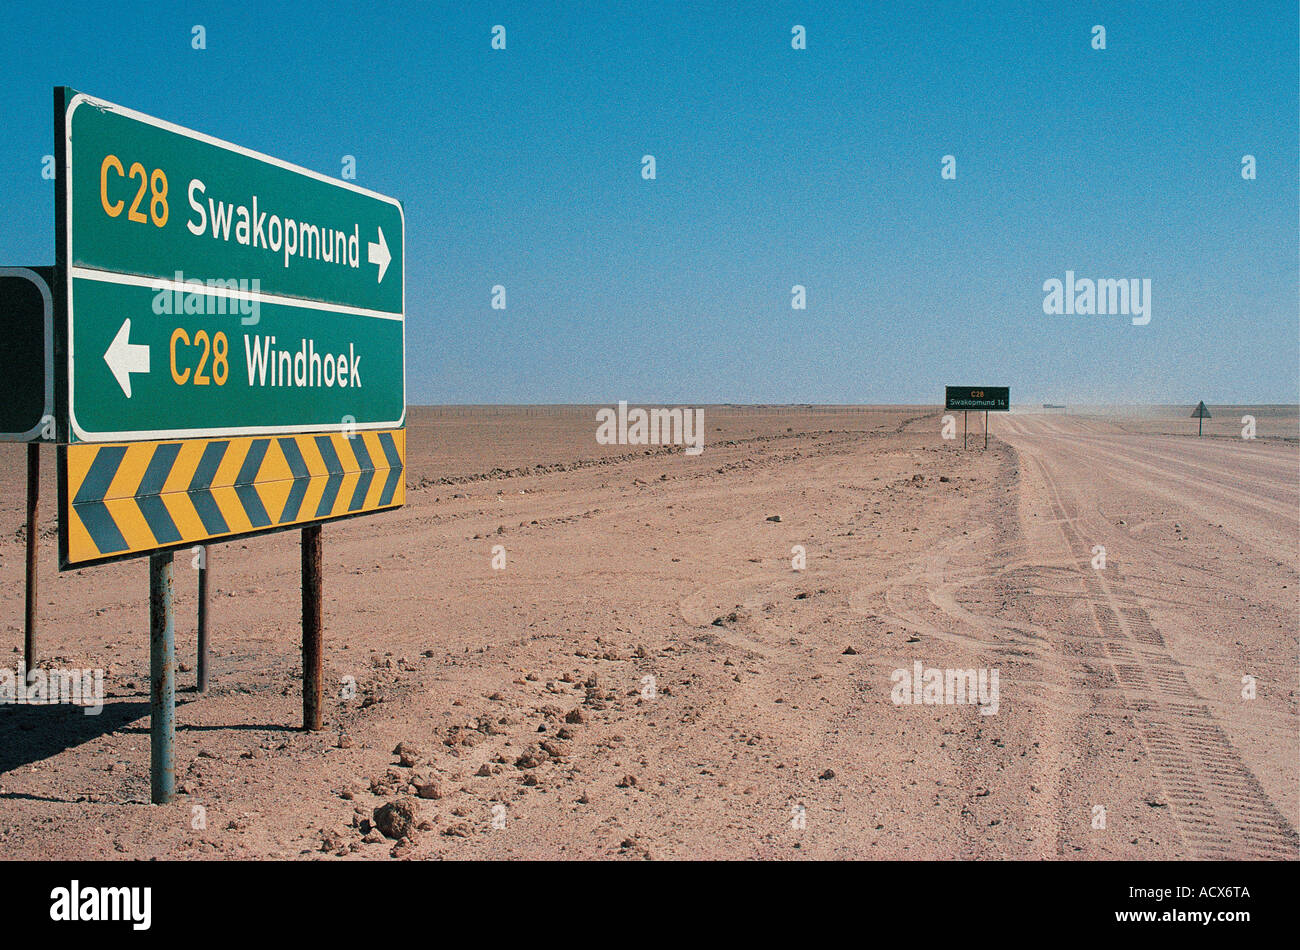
[414, 405, 933, 418]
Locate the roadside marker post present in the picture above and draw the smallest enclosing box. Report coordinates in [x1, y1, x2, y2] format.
[0, 266, 55, 669]
[25, 444, 39, 672]
[945, 387, 1010, 450]
[197, 547, 210, 692]
[51, 89, 406, 801]
[302, 525, 323, 731]
[1192, 401, 1211, 437]
[149, 551, 176, 804]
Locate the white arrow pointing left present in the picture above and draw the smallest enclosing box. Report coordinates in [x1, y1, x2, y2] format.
[368, 225, 391, 284]
[104, 318, 150, 398]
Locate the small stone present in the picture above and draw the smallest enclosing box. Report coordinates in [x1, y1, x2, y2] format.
[374, 798, 420, 840]
[515, 747, 545, 769]
[392, 742, 422, 767]
[414, 777, 444, 800]
[819, 769, 836, 780]
[539, 740, 565, 759]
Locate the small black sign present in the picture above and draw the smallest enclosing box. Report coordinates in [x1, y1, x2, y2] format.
[0, 266, 53, 441]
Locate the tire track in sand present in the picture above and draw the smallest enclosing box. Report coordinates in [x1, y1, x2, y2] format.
[1031, 454, 1298, 859]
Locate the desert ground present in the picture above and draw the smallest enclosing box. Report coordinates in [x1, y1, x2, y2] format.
[0, 405, 1295, 860]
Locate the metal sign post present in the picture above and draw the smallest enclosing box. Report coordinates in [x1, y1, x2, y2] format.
[301, 525, 323, 731]
[149, 551, 176, 804]
[25, 444, 39, 672]
[197, 547, 210, 691]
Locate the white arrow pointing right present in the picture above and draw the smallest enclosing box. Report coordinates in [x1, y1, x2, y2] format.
[367, 226, 391, 284]
[104, 318, 150, 398]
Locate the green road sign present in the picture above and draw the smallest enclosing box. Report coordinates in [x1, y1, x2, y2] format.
[1191, 401, 1211, 419]
[0, 267, 54, 441]
[945, 386, 1010, 412]
[56, 89, 405, 442]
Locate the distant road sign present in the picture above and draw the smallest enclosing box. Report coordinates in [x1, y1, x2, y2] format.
[945, 387, 1010, 412]
[60, 429, 405, 569]
[1191, 400, 1211, 437]
[56, 88, 405, 443]
[0, 267, 54, 441]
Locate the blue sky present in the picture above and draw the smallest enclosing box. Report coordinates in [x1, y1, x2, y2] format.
[2, 1, 1296, 404]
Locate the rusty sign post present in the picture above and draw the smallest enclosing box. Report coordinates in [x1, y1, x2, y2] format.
[149, 551, 176, 804]
[302, 525, 323, 731]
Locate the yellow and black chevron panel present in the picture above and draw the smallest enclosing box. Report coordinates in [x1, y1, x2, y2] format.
[59, 429, 405, 569]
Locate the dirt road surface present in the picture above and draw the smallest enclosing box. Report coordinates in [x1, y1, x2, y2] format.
[0, 407, 1294, 859]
